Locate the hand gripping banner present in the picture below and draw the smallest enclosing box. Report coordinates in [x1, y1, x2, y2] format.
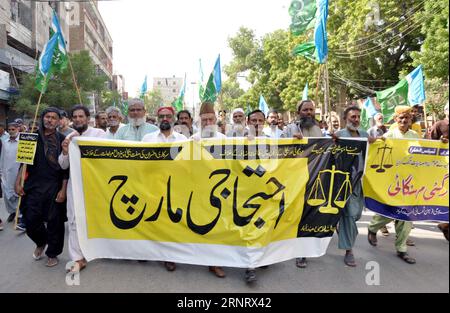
[69, 138, 367, 268]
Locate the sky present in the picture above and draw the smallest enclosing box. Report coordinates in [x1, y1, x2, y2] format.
[98, 0, 291, 108]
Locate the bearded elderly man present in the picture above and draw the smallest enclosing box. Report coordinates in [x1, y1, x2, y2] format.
[284, 100, 323, 139]
[116, 98, 158, 141]
[226, 108, 247, 137]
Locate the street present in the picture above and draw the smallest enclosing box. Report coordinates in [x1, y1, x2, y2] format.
[0, 201, 448, 293]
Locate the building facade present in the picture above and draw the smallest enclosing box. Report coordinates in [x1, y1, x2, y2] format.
[153, 76, 183, 106]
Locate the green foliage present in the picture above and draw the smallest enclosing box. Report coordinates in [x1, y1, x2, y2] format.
[11, 51, 107, 115]
[144, 89, 164, 116]
[223, 0, 446, 114]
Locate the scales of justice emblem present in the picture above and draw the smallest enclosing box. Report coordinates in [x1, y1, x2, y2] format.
[371, 143, 394, 173]
[307, 166, 353, 215]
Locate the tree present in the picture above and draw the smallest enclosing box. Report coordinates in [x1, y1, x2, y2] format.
[411, 0, 449, 80]
[101, 90, 122, 111]
[144, 89, 164, 116]
[11, 51, 107, 116]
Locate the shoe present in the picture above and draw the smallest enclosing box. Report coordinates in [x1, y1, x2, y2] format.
[397, 252, 416, 264]
[15, 223, 26, 232]
[406, 238, 415, 246]
[46, 257, 59, 267]
[438, 223, 449, 241]
[0, 220, 3, 231]
[344, 251, 357, 267]
[164, 262, 176, 272]
[380, 226, 389, 237]
[32, 246, 45, 260]
[296, 258, 308, 269]
[7, 213, 16, 223]
[245, 269, 257, 284]
[209, 266, 226, 278]
[368, 230, 378, 246]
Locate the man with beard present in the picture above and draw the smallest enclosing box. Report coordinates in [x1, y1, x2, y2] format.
[95, 111, 108, 132]
[263, 110, 284, 138]
[0, 122, 25, 230]
[226, 108, 247, 137]
[389, 104, 423, 138]
[192, 102, 227, 141]
[142, 107, 187, 272]
[284, 100, 323, 139]
[105, 106, 125, 139]
[116, 98, 158, 141]
[175, 110, 196, 137]
[15, 108, 69, 268]
[142, 107, 187, 143]
[368, 113, 388, 138]
[333, 106, 378, 267]
[368, 106, 419, 264]
[191, 102, 226, 278]
[59, 105, 106, 273]
[284, 100, 325, 269]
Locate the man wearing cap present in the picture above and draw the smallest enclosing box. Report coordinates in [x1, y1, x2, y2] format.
[116, 99, 158, 141]
[58, 105, 106, 273]
[191, 102, 226, 278]
[192, 102, 227, 140]
[430, 102, 449, 241]
[15, 108, 69, 268]
[226, 108, 247, 137]
[389, 105, 423, 138]
[143, 107, 187, 143]
[284, 100, 323, 139]
[367, 105, 419, 264]
[0, 122, 23, 228]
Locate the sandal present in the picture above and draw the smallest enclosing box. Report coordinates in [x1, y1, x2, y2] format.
[368, 230, 378, 247]
[46, 257, 59, 267]
[296, 258, 308, 269]
[32, 246, 45, 261]
[397, 252, 416, 264]
[344, 252, 357, 267]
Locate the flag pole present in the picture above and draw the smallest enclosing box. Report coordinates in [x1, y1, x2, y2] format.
[14, 90, 44, 229]
[67, 55, 83, 105]
[315, 64, 322, 105]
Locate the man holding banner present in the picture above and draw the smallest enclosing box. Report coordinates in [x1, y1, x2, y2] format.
[367, 106, 419, 264]
[15, 108, 69, 268]
[284, 100, 323, 139]
[59, 105, 106, 273]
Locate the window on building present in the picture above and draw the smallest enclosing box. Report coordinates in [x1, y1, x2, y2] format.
[10, 1, 18, 22]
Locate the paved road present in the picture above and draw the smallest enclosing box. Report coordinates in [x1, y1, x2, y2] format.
[0, 201, 448, 293]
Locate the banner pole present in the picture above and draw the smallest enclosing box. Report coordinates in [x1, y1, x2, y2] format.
[68, 55, 83, 105]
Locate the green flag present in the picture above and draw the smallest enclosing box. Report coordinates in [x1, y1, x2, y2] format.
[289, 0, 317, 36]
[292, 41, 317, 62]
[201, 72, 218, 103]
[376, 79, 409, 123]
[35, 11, 68, 93]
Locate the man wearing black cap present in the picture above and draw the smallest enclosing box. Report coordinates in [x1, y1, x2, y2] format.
[15, 108, 69, 268]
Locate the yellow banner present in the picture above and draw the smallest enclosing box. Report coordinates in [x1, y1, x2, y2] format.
[79, 139, 309, 247]
[363, 139, 449, 221]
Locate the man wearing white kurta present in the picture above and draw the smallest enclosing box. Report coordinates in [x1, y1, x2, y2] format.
[59, 105, 106, 272]
[0, 123, 21, 223]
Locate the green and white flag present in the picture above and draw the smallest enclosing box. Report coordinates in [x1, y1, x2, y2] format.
[172, 73, 186, 112]
[289, 0, 317, 36]
[200, 55, 222, 103]
[35, 10, 68, 93]
[376, 66, 425, 123]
